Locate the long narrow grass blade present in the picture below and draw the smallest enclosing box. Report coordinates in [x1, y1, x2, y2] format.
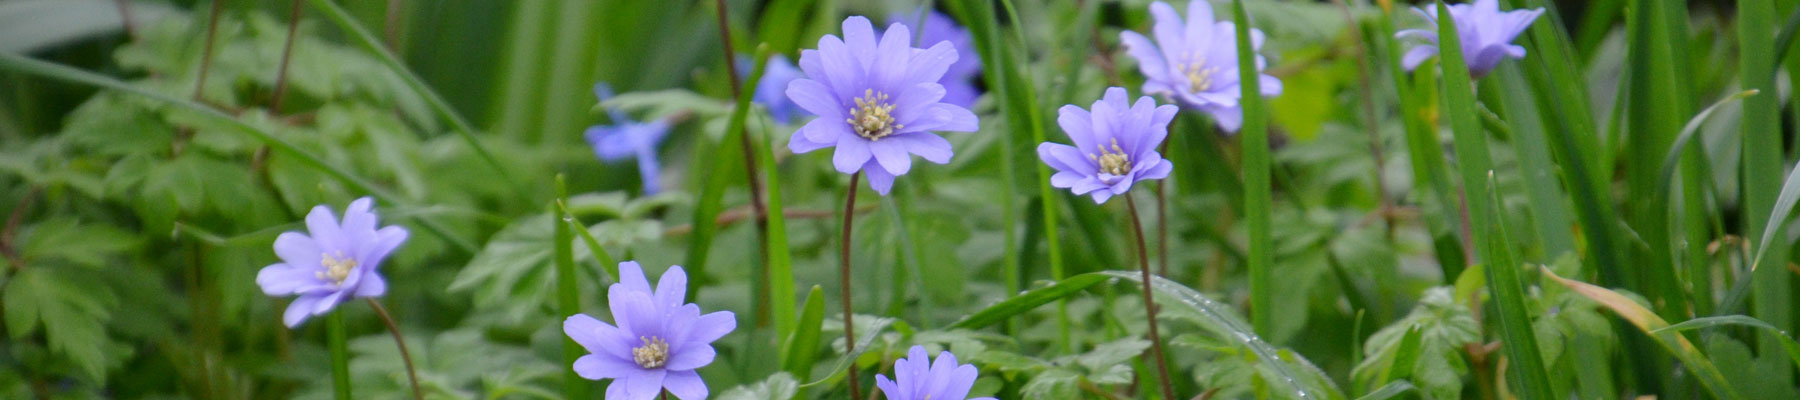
[1751, 170, 1800, 272]
[781, 286, 827, 393]
[0, 52, 478, 253]
[682, 37, 766, 295]
[948, 273, 1111, 330]
[1103, 271, 1348, 400]
[307, 0, 519, 192]
[1480, 172, 1557, 399]
[1230, 0, 1275, 338]
[1354, 381, 1416, 400]
[1654, 315, 1800, 371]
[1489, 71, 1573, 259]
[1653, 90, 1758, 231]
[755, 101, 798, 340]
[551, 175, 587, 400]
[1542, 267, 1747, 399]
[1740, 0, 1794, 387]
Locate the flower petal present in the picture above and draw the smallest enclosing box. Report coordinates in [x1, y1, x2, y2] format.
[685, 310, 737, 346]
[872, 22, 912, 91]
[615, 261, 653, 296]
[864, 160, 897, 195]
[625, 368, 668, 399]
[841, 16, 878, 66]
[1057, 104, 1098, 151]
[1149, 1, 1187, 54]
[904, 42, 958, 86]
[655, 265, 688, 309]
[797, 115, 851, 146]
[304, 204, 343, 252]
[353, 270, 386, 297]
[258, 263, 322, 295]
[1402, 45, 1437, 71]
[1120, 31, 1169, 83]
[869, 139, 913, 176]
[833, 135, 874, 174]
[662, 370, 709, 400]
[786, 79, 844, 120]
[573, 354, 640, 380]
[664, 344, 715, 371]
[892, 132, 953, 164]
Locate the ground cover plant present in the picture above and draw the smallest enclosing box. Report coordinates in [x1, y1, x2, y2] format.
[4, 0, 1800, 399]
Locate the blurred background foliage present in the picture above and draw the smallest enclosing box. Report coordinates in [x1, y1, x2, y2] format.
[1, 0, 1798, 399]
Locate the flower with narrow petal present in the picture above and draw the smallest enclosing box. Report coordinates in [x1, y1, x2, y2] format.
[785, 16, 981, 195]
[586, 83, 672, 194]
[1119, 0, 1281, 132]
[875, 346, 996, 400]
[1395, 0, 1543, 78]
[747, 55, 808, 124]
[256, 197, 407, 327]
[1038, 87, 1178, 204]
[888, 10, 982, 109]
[564, 261, 736, 400]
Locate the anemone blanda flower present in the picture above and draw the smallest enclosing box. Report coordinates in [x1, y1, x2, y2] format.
[748, 54, 807, 124]
[875, 346, 996, 400]
[887, 10, 982, 109]
[256, 197, 407, 327]
[585, 83, 672, 194]
[786, 16, 980, 195]
[1395, 0, 1543, 78]
[1119, 0, 1281, 132]
[1038, 87, 1177, 204]
[564, 261, 735, 400]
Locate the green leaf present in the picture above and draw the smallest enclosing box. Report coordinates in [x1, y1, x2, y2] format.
[1076, 338, 1151, 372]
[3, 268, 117, 382]
[718, 372, 799, 400]
[1654, 315, 1800, 371]
[780, 286, 826, 383]
[1354, 381, 1416, 400]
[1542, 267, 1745, 399]
[449, 214, 591, 323]
[1230, 0, 1276, 339]
[948, 273, 1110, 330]
[16, 219, 136, 269]
[1020, 369, 1082, 399]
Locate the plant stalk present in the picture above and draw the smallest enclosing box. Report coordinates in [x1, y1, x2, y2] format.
[1125, 194, 1177, 400]
[367, 299, 424, 400]
[840, 172, 864, 400]
[326, 311, 351, 400]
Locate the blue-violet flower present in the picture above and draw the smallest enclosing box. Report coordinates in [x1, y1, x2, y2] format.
[1119, 0, 1281, 132]
[888, 10, 982, 109]
[1395, 0, 1543, 78]
[786, 16, 980, 195]
[257, 197, 408, 327]
[564, 261, 736, 400]
[1038, 87, 1177, 204]
[586, 83, 672, 194]
[875, 346, 996, 400]
[749, 54, 808, 124]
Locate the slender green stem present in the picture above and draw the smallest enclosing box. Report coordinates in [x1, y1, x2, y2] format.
[326, 311, 351, 400]
[1124, 194, 1176, 400]
[1228, 0, 1274, 338]
[839, 172, 863, 400]
[367, 300, 423, 400]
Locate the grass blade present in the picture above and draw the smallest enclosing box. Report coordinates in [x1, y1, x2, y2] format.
[326, 311, 351, 400]
[1354, 381, 1416, 400]
[949, 273, 1111, 330]
[1230, 0, 1275, 338]
[307, 0, 519, 192]
[1654, 315, 1800, 371]
[781, 286, 826, 395]
[551, 175, 587, 400]
[1480, 172, 1557, 400]
[1489, 71, 1574, 259]
[1542, 267, 1747, 399]
[1740, 0, 1794, 387]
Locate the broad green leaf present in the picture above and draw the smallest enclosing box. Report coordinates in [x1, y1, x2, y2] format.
[718, 372, 799, 400]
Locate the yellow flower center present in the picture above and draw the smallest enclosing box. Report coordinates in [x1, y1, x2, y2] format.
[1089, 138, 1132, 176]
[1178, 56, 1219, 93]
[847, 89, 902, 140]
[318, 253, 356, 285]
[632, 336, 670, 369]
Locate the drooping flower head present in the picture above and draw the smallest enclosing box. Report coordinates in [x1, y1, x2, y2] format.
[1039, 87, 1177, 204]
[1395, 0, 1543, 78]
[256, 197, 407, 327]
[887, 10, 983, 109]
[586, 83, 672, 194]
[1119, 0, 1282, 132]
[564, 261, 736, 400]
[875, 346, 996, 400]
[786, 16, 980, 195]
[747, 54, 808, 124]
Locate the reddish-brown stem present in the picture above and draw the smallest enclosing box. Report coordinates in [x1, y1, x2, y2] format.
[114, 0, 138, 40]
[1, 187, 39, 268]
[840, 172, 864, 400]
[269, 0, 302, 114]
[384, 0, 403, 50]
[710, 0, 771, 327]
[1125, 194, 1177, 400]
[366, 299, 424, 400]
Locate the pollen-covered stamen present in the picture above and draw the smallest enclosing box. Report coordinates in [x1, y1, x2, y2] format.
[847, 89, 903, 140]
[1089, 138, 1132, 176]
[1178, 56, 1219, 93]
[632, 336, 671, 368]
[317, 253, 356, 284]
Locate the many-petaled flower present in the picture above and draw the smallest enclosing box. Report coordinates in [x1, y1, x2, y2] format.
[1119, 0, 1281, 132]
[887, 10, 982, 109]
[875, 346, 996, 400]
[748, 54, 808, 124]
[586, 83, 672, 194]
[1395, 0, 1543, 78]
[785, 16, 980, 195]
[256, 197, 407, 327]
[564, 261, 736, 400]
[1038, 87, 1177, 204]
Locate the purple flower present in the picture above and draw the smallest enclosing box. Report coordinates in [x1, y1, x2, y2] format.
[1038, 87, 1177, 204]
[1119, 0, 1282, 132]
[751, 55, 808, 124]
[1395, 0, 1543, 78]
[888, 10, 983, 109]
[875, 346, 996, 400]
[564, 261, 736, 400]
[256, 197, 407, 327]
[586, 83, 672, 194]
[785, 16, 981, 195]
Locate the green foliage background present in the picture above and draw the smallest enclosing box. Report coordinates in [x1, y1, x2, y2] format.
[1, 0, 1798, 399]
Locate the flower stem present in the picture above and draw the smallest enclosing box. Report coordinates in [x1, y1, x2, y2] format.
[1124, 194, 1176, 400]
[710, 0, 771, 328]
[840, 172, 864, 400]
[367, 299, 424, 400]
[325, 311, 352, 400]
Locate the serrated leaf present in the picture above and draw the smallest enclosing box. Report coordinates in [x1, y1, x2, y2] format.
[1076, 338, 1150, 372]
[16, 218, 136, 268]
[1020, 368, 1082, 399]
[2, 268, 116, 382]
[717, 372, 799, 400]
[449, 214, 590, 322]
